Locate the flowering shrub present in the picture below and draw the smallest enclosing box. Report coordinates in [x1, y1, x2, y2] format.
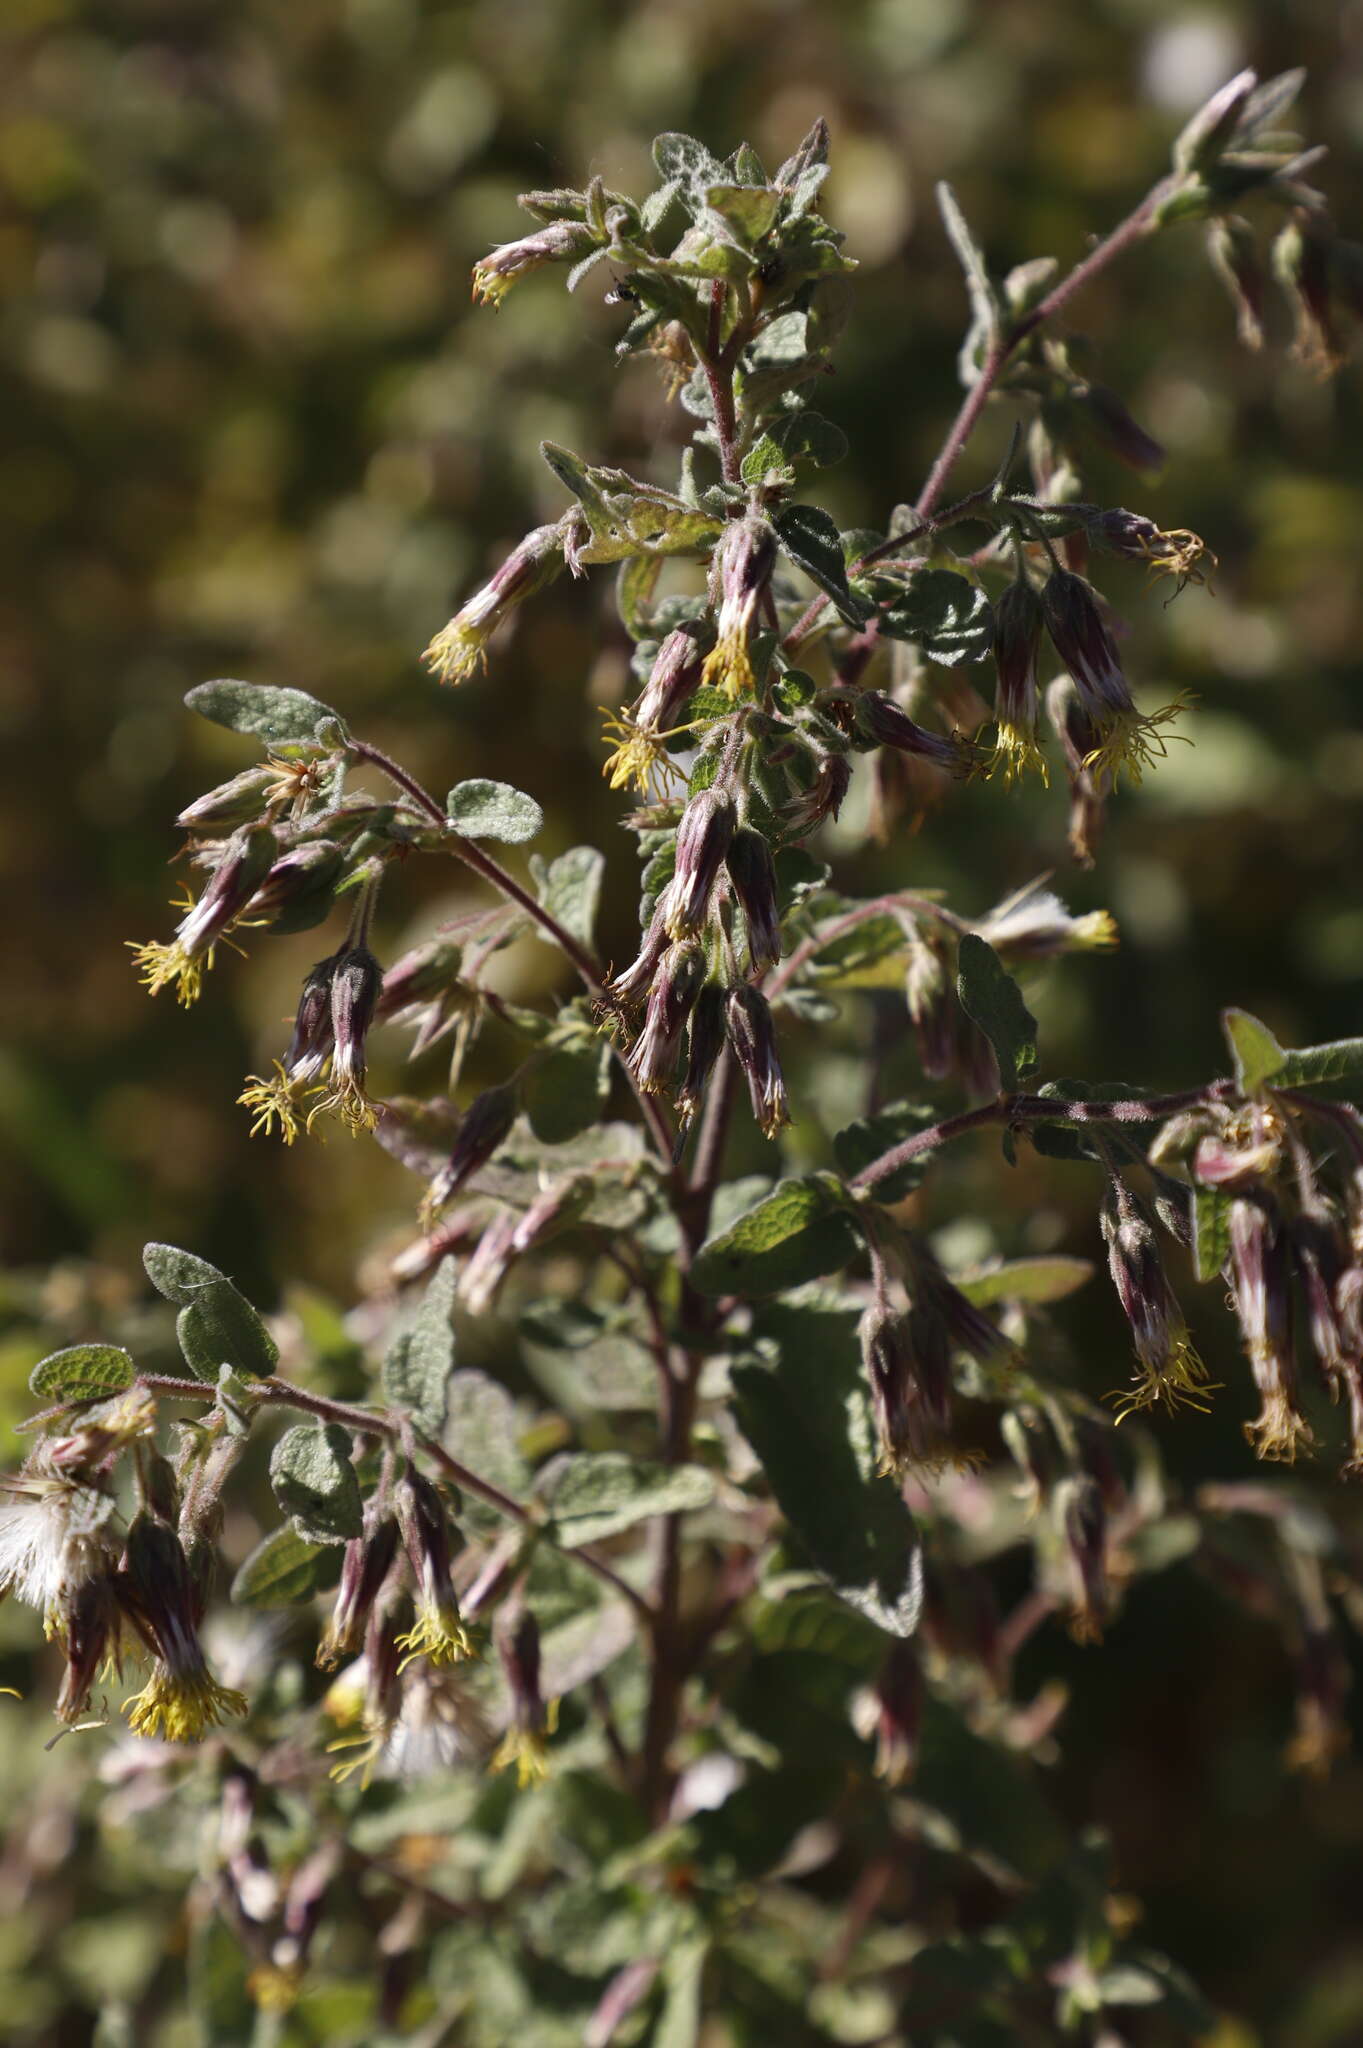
[8, 72, 1363, 2042]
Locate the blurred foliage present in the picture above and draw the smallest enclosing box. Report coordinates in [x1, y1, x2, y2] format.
[3, 0, 1363, 2042]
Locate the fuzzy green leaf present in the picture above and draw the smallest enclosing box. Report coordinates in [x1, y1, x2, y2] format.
[691, 1175, 859, 1295]
[956, 1256, 1095, 1306]
[524, 1039, 611, 1144]
[1275, 1036, 1363, 1087]
[230, 1524, 328, 1608]
[739, 434, 796, 489]
[1221, 1007, 1286, 1092]
[540, 1452, 714, 1546]
[704, 182, 782, 244]
[1194, 1187, 1234, 1282]
[774, 505, 875, 626]
[534, 846, 605, 951]
[445, 778, 544, 845]
[142, 1242, 278, 1380]
[269, 1423, 363, 1544]
[383, 1257, 456, 1437]
[30, 1344, 135, 1402]
[185, 679, 345, 746]
[879, 568, 995, 665]
[733, 1302, 923, 1636]
[956, 934, 1038, 1089]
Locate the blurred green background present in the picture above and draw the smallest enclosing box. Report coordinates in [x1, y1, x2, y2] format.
[3, 0, 1363, 2038]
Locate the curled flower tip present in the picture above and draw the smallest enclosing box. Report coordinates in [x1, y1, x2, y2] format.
[987, 722, 1050, 787]
[127, 938, 208, 1008]
[423, 614, 492, 687]
[1082, 696, 1191, 787]
[238, 1063, 321, 1144]
[395, 1603, 475, 1672]
[123, 1666, 248, 1744]
[490, 1724, 553, 1790]
[1244, 1393, 1315, 1464]
[600, 711, 687, 798]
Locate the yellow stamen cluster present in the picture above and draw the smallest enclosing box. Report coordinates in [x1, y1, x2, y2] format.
[123, 1666, 248, 1743]
[1083, 698, 1190, 787]
[490, 1725, 552, 1790]
[1073, 910, 1120, 949]
[423, 616, 493, 687]
[987, 723, 1050, 787]
[1109, 1330, 1217, 1424]
[315, 1076, 380, 1137]
[600, 711, 687, 798]
[395, 1604, 474, 1672]
[700, 631, 756, 701]
[471, 261, 514, 309]
[127, 938, 209, 1008]
[238, 1064, 321, 1144]
[1135, 527, 1214, 594]
[1244, 1390, 1315, 1464]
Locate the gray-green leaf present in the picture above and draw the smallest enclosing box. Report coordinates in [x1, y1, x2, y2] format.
[691, 1175, 860, 1295]
[1221, 1007, 1286, 1092]
[269, 1423, 363, 1544]
[383, 1257, 456, 1436]
[956, 934, 1038, 1090]
[446, 779, 544, 844]
[833, 1102, 938, 1204]
[30, 1344, 135, 1403]
[1275, 1036, 1363, 1088]
[185, 679, 346, 746]
[879, 568, 994, 665]
[774, 505, 875, 627]
[231, 1524, 328, 1607]
[540, 1452, 714, 1546]
[534, 845, 605, 951]
[142, 1242, 278, 1380]
[1194, 1186, 1234, 1282]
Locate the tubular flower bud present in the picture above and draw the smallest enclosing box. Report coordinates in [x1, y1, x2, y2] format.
[1083, 508, 1212, 592]
[471, 222, 597, 308]
[626, 943, 704, 1093]
[458, 1210, 523, 1317]
[54, 1572, 123, 1725]
[316, 1510, 400, 1671]
[240, 841, 347, 930]
[975, 880, 1117, 960]
[660, 787, 736, 938]
[1101, 1182, 1212, 1417]
[1057, 1474, 1110, 1643]
[426, 1084, 519, 1215]
[118, 1513, 247, 1741]
[726, 827, 782, 972]
[780, 750, 851, 838]
[674, 981, 727, 1132]
[989, 579, 1047, 783]
[376, 936, 469, 1057]
[605, 909, 670, 1009]
[854, 691, 978, 777]
[1045, 676, 1108, 867]
[129, 824, 278, 1005]
[725, 984, 790, 1139]
[176, 765, 281, 835]
[317, 943, 383, 1134]
[1274, 213, 1339, 375]
[394, 1472, 472, 1670]
[868, 1638, 923, 1786]
[238, 947, 344, 1143]
[859, 1301, 954, 1475]
[490, 1604, 554, 1788]
[1040, 570, 1185, 785]
[602, 622, 712, 796]
[699, 517, 776, 700]
[1291, 1209, 1349, 1389]
[424, 523, 567, 685]
[1229, 1198, 1313, 1462]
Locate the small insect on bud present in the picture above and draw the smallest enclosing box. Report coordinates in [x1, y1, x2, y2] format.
[393, 1471, 473, 1670]
[1057, 1474, 1110, 1643]
[118, 1513, 248, 1741]
[625, 943, 704, 1094]
[1045, 676, 1108, 867]
[471, 221, 598, 308]
[129, 823, 278, 1006]
[854, 691, 977, 777]
[674, 981, 727, 1133]
[490, 1604, 555, 1788]
[1228, 1197, 1313, 1462]
[424, 523, 567, 685]
[859, 1301, 954, 1475]
[601, 621, 713, 797]
[661, 787, 736, 938]
[724, 984, 790, 1139]
[176, 764, 281, 835]
[700, 516, 777, 700]
[316, 1510, 400, 1670]
[1040, 570, 1185, 786]
[725, 827, 782, 972]
[988, 579, 1046, 784]
[1207, 214, 1267, 350]
[426, 1084, 519, 1214]
[1100, 1181, 1213, 1418]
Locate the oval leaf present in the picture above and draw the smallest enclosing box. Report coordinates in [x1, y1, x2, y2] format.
[956, 934, 1037, 1090]
[1221, 1007, 1285, 1092]
[185, 679, 346, 746]
[268, 1423, 363, 1544]
[143, 1242, 278, 1381]
[446, 778, 544, 844]
[231, 1524, 328, 1608]
[956, 1256, 1095, 1307]
[540, 1452, 713, 1547]
[1276, 1036, 1363, 1088]
[880, 568, 994, 666]
[30, 1344, 135, 1403]
[383, 1258, 457, 1437]
[691, 1175, 859, 1296]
